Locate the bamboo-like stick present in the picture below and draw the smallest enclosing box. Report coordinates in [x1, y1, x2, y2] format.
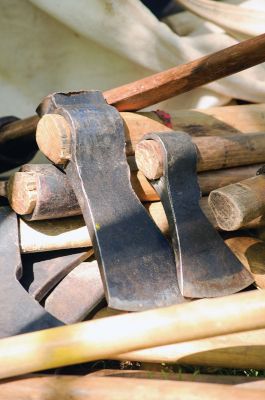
[0, 290, 264, 379]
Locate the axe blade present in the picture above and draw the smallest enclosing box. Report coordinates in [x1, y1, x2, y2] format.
[144, 132, 253, 298]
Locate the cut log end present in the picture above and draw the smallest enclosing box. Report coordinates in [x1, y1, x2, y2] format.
[7, 172, 37, 215]
[36, 114, 71, 165]
[135, 140, 164, 180]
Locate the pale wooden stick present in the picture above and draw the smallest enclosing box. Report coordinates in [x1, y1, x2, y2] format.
[0, 290, 265, 378]
[0, 375, 265, 400]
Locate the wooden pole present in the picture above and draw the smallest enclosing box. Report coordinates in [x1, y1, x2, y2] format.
[2, 34, 265, 144]
[0, 290, 265, 378]
[208, 175, 265, 231]
[104, 34, 265, 111]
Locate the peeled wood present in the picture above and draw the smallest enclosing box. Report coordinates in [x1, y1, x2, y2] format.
[1, 376, 264, 400]
[0, 290, 265, 378]
[209, 175, 265, 231]
[135, 133, 265, 181]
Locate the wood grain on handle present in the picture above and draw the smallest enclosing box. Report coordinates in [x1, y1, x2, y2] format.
[0, 290, 265, 378]
[104, 34, 265, 111]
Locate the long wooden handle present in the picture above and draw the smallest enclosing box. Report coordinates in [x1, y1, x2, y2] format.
[104, 34, 265, 111]
[2, 34, 265, 143]
[0, 290, 265, 379]
[208, 175, 265, 230]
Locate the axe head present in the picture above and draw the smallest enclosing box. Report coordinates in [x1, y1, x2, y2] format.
[141, 132, 253, 298]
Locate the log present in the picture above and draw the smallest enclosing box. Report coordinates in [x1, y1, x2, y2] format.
[208, 175, 265, 231]
[8, 164, 261, 220]
[135, 133, 265, 180]
[1, 375, 265, 400]
[0, 290, 265, 379]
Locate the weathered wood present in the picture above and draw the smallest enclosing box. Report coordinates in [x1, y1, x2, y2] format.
[1, 375, 265, 400]
[9, 164, 260, 219]
[209, 175, 265, 231]
[0, 290, 264, 378]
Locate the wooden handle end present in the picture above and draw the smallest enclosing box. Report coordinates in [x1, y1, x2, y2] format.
[135, 140, 164, 180]
[7, 172, 37, 215]
[36, 114, 71, 165]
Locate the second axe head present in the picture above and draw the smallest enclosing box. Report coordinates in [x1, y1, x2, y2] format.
[135, 132, 253, 298]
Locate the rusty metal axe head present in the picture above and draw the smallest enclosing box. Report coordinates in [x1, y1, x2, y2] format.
[135, 132, 253, 298]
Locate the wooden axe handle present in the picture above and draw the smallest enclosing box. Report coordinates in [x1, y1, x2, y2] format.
[209, 175, 265, 230]
[0, 289, 265, 378]
[104, 34, 265, 111]
[1, 34, 265, 142]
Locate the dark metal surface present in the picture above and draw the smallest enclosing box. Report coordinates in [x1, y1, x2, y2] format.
[0, 207, 63, 337]
[21, 248, 91, 301]
[144, 132, 253, 298]
[0, 116, 38, 172]
[42, 91, 184, 311]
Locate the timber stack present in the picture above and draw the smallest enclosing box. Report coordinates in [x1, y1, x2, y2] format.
[0, 34, 265, 398]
